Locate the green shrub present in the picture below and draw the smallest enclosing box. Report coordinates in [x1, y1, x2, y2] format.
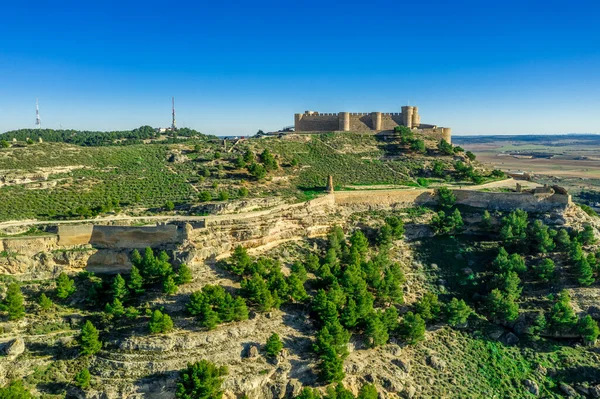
[446, 298, 472, 327]
[74, 368, 91, 389]
[56, 272, 76, 299]
[265, 333, 283, 358]
[2, 283, 25, 320]
[398, 311, 425, 344]
[148, 309, 174, 334]
[175, 360, 227, 399]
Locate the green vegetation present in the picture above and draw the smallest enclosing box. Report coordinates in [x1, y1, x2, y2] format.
[80, 320, 102, 355]
[148, 309, 174, 334]
[176, 360, 227, 399]
[56, 272, 76, 299]
[187, 285, 248, 329]
[2, 283, 25, 320]
[265, 333, 284, 358]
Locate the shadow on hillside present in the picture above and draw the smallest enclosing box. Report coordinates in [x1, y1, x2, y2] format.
[27, 340, 79, 361]
[553, 365, 600, 385]
[37, 382, 69, 396]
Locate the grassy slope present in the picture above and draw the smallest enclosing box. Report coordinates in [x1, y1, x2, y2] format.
[0, 134, 462, 222]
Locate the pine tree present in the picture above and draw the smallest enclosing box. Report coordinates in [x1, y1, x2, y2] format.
[398, 311, 426, 344]
[130, 248, 142, 268]
[579, 224, 597, 245]
[177, 264, 193, 285]
[163, 274, 178, 295]
[446, 298, 472, 327]
[341, 298, 358, 329]
[487, 289, 519, 323]
[149, 310, 174, 334]
[265, 333, 283, 358]
[80, 320, 102, 355]
[358, 384, 378, 399]
[415, 292, 441, 322]
[500, 209, 529, 244]
[74, 368, 91, 389]
[364, 313, 389, 348]
[232, 296, 249, 321]
[577, 257, 595, 286]
[56, 272, 76, 299]
[296, 387, 322, 399]
[529, 219, 556, 253]
[578, 315, 600, 345]
[199, 303, 219, 330]
[229, 245, 251, 275]
[349, 230, 369, 260]
[128, 265, 145, 295]
[534, 258, 556, 283]
[175, 360, 227, 399]
[287, 273, 308, 302]
[555, 228, 571, 250]
[241, 273, 274, 312]
[481, 210, 492, 230]
[38, 293, 53, 313]
[548, 290, 577, 332]
[110, 274, 129, 302]
[382, 306, 399, 331]
[105, 298, 125, 317]
[3, 283, 25, 320]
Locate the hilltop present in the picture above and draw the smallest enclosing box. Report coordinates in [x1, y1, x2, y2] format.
[1, 129, 600, 399]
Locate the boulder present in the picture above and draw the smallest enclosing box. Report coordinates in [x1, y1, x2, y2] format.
[403, 385, 417, 399]
[502, 332, 519, 346]
[589, 385, 600, 398]
[393, 358, 410, 374]
[286, 380, 302, 398]
[427, 356, 446, 370]
[523, 379, 539, 396]
[3, 337, 24, 357]
[247, 344, 259, 358]
[560, 383, 578, 398]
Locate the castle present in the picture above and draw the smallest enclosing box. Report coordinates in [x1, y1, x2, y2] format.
[294, 105, 452, 143]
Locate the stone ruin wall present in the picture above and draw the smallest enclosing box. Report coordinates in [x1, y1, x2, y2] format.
[333, 188, 572, 212]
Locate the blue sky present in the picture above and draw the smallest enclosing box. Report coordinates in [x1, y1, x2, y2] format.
[1, 0, 599, 136]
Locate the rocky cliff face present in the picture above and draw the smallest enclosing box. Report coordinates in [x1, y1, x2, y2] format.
[0, 196, 339, 280]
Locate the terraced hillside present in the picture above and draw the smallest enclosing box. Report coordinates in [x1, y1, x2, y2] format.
[0, 131, 497, 222]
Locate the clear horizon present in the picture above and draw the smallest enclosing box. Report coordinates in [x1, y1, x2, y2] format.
[1, 0, 599, 136]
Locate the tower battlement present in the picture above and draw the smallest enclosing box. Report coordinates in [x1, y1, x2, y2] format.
[294, 105, 451, 143]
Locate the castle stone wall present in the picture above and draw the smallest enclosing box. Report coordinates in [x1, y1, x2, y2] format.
[294, 106, 451, 142]
[294, 113, 339, 132]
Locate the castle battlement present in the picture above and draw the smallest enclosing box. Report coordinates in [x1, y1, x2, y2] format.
[294, 105, 451, 143]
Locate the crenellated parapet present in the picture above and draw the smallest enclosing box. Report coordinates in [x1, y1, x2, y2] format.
[294, 105, 451, 143]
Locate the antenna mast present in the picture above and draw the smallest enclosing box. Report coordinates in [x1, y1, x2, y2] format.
[35, 98, 41, 128]
[171, 97, 177, 130]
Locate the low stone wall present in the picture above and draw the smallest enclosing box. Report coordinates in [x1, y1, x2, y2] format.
[334, 188, 571, 212]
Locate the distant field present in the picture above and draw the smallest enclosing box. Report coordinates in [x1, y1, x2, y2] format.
[454, 134, 600, 205]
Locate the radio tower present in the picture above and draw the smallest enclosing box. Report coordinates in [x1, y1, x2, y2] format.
[171, 97, 177, 130]
[35, 98, 41, 128]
